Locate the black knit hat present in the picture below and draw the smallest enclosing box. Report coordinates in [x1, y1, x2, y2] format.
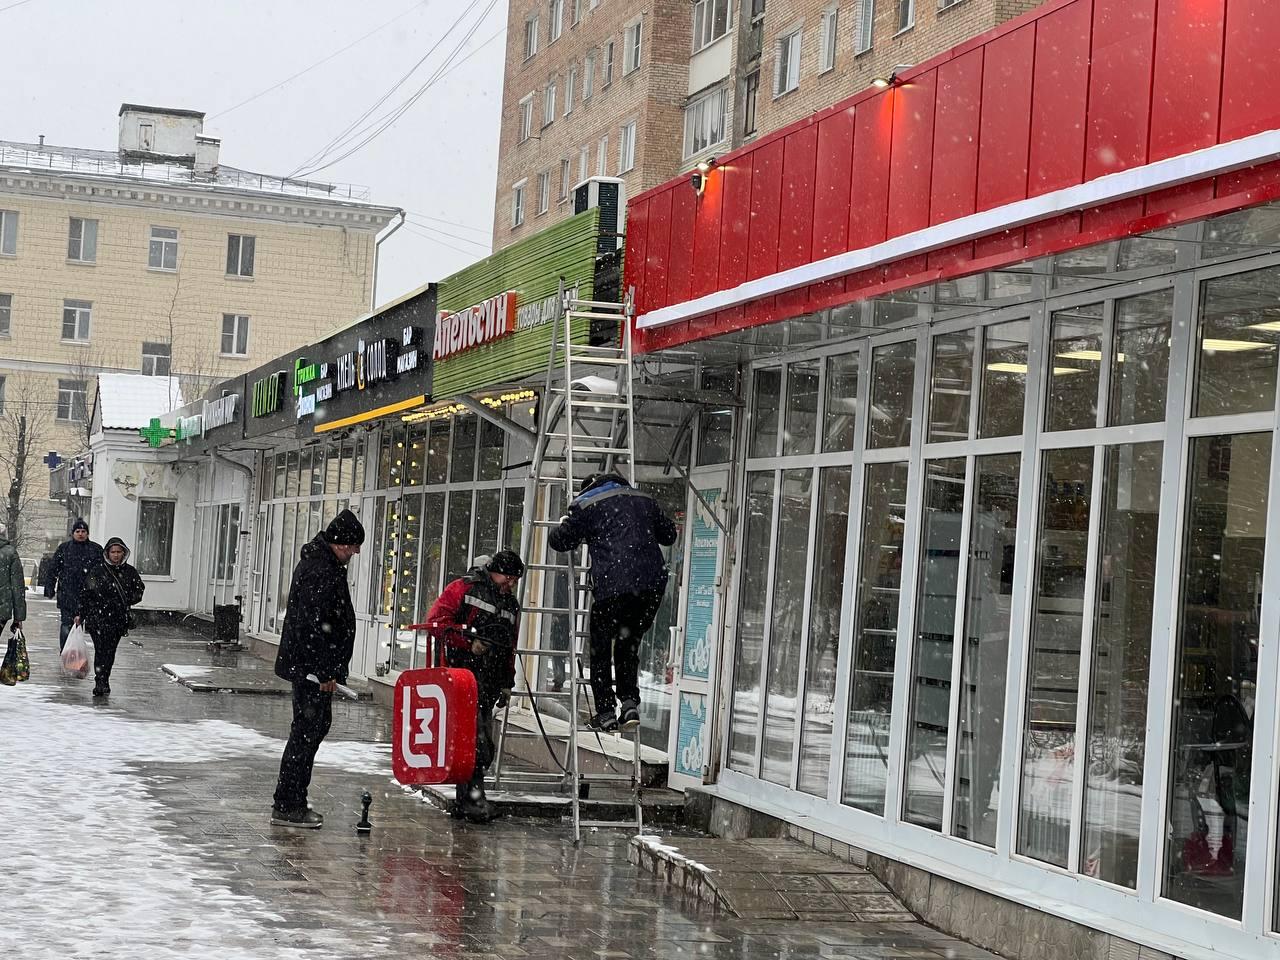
[323, 508, 366, 546]
[71, 518, 89, 534]
[487, 549, 525, 578]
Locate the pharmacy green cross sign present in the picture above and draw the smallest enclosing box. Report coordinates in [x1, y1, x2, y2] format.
[139, 418, 174, 448]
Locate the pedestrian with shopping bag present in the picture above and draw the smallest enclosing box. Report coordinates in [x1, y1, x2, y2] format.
[76, 537, 145, 698]
[44, 518, 102, 650]
[0, 527, 28, 686]
[270, 508, 363, 829]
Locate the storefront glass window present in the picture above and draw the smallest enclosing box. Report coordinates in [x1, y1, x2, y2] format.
[1193, 267, 1280, 418]
[392, 493, 424, 671]
[1019, 446, 1094, 868]
[761, 469, 814, 785]
[299, 450, 314, 498]
[376, 432, 392, 489]
[324, 444, 340, 493]
[869, 342, 915, 449]
[904, 457, 967, 830]
[379, 499, 401, 618]
[354, 438, 367, 492]
[504, 486, 525, 552]
[750, 368, 782, 458]
[1202, 206, 1280, 261]
[427, 419, 450, 485]
[1109, 290, 1172, 427]
[478, 418, 506, 481]
[384, 432, 403, 490]
[842, 461, 909, 813]
[474, 489, 502, 557]
[797, 465, 852, 797]
[136, 499, 175, 576]
[727, 472, 775, 773]
[782, 361, 819, 457]
[952, 452, 1020, 847]
[928, 333, 974, 443]
[309, 449, 325, 496]
[1046, 304, 1104, 432]
[823, 352, 858, 453]
[405, 427, 427, 486]
[979, 320, 1029, 439]
[1116, 230, 1178, 272]
[638, 478, 686, 752]
[366, 498, 386, 615]
[278, 502, 297, 618]
[418, 491, 447, 622]
[285, 451, 300, 497]
[444, 490, 474, 582]
[273, 452, 286, 498]
[1081, 441, 1163, 889]
[1165, 432, 1268, 920]
[697, 408, 734, 464]
[451, 415, 478, 483]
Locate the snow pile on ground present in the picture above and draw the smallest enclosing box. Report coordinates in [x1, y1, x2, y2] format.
[0, 685, 392, 958]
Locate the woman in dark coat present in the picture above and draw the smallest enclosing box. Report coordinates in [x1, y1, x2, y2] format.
[76, 536, 145, 698]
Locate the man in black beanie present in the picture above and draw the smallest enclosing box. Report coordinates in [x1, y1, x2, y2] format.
[44, 517, 102, 650]
[270, 508, 364, 828]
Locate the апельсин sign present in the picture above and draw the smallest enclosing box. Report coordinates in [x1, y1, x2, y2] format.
[433, 292, 516, 362]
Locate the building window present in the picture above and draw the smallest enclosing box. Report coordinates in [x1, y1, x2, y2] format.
[0, 293, 10, 337]
[221, 313, 250, 356]
[743, 70, 760, 136]
[537, 171, 551, 214]
[136, 499, 176, 576]
[603, 41, 615, 86]
[624, 19, 642, 74]
[543, 78, 557, 127]
[566, 64, 577, 114]
[226, 234, 256, 277]
[597, 135, 609, 176]
[56, 379, 87, 422]
[559, 158, 572, 200]
[213, 503, 241, 581]
[67, 217, 98, 263]
[548, 0, 563, 41]
[571, 0, 583, 25]
[684, 88, 728, 159]
[693, 0, 732, 52]
[619, 120, 637, 173]
[141, 341, 171, 377]
[0, 210, 16, 256]
[0, 376, 5, 415]
[578, 145, 590, 181]
[820, 6, 839, 72]
[584, 53, 595, 100]
[148, 226, 178, 270]
[939, 0, 962, 7]
[524, 14, 539, 59]
[518, 94, 534, 142]
[854, 0, 874, 53]
[896, 0, 914, 32]
[512, 181, 527, 227]
[775, 29, 801, 96]
[61, 299, 91, 342]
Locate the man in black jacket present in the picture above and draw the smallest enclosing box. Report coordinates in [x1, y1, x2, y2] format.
[271, 508, 363, 829]
[549, 473, 678, 731]
[45, 518, 102, 650]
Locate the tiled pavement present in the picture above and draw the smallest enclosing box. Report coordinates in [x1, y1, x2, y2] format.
[7, 596, 997, 959]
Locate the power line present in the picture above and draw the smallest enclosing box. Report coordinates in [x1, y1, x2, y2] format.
[406, 210, 492, 237]
[290, 0, 489, 176]
[290, 2, 501, 179]
[0, 0, 43, 14]
[404, 216, 491, 251]
[209, 0, 435, 121]
[400, 222, 486, 260]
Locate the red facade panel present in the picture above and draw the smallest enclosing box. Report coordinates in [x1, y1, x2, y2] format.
[666, 186, 697, 307]
[930, 49, 984, 225]
[690, 173, 724, 300]
[716, 154, 754, 327]
[643, 189, 673, 310]
[776, 125, 820, 316]
[1028, 0, 1092, 195]
[1149, 0, 1225, 162]
[887, 72, 938, 236]
[848, 95, 895, 249]
[1085, 0, 1157, 178]
[625, 197, 649, 316]
[976, 26, 1035, 211]
[1220, 0, 1280, 141]
[813, 107, 856, 258]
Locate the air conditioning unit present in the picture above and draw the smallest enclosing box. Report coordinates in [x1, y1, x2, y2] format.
[573, 176, 625, 254]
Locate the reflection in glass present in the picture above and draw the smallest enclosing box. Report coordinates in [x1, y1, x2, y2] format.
[1109, 290, 1172, 426]
[842, 461, 909, 814]
[904, 458, 967, 829]
[697, 408, 733, 464]
[823, 352, 859, 452]
[474, 489, 502, 557]
[783, 361, 820, 457]
[798, 466, 852, 797]
[1203, 206, 1280, 261]
[1116, 230, 1178, 272]
[1046, 304, 1103, 432]
[727, 473, 776, 773]
[405, 427, 427, 486]
[1166, 433, 1268, 920]
[637, 479, 686, 753]
[478, 418, 506, 481]
[377, 499, 400, 619]
[1193, 267, 1280, 418]
[928, 333, 974, 443]
[443, 490, 473, 583]
[952, 453, 1020, 847]
[1018, 447, 1094, 867]
[761, 470, 815, 785]
[504, 486, 525, 551]
[417, 491, 446, 624]
[285, 450, 300, 497]
[427, 419, 450, 484]
[979, 320, 1029, 439]
[391, 493, 424, 671]
[450, 415, 478, 483]
[751, 368, 782, 458]
[1053, 244, 1113, 290]
[1081, 442, 1162, 889]
[870, 341, 916, 449]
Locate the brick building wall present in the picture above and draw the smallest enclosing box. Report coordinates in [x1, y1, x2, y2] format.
[745, 0, 1047, 141]
[492, 0, 696, 248]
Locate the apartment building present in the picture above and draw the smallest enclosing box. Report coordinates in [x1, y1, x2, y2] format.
[0, 104, 399, 553]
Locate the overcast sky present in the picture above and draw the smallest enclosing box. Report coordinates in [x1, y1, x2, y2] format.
[2, 0, 506, 306]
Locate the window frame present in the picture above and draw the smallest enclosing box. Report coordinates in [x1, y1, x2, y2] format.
[524, 14, 540, 59]
[896, 0, 915, 34]
[56, 378, 88, 423]
[518, 94, 535, 142]
[221, 312, 250, 357]
[559, 157, 572, 201]
[683, 87, 728, 160]
[548, 0, 563, 42]
[692, 0, 733, 53]
[61, 299, 92, 343]
[774, 28, 802, 97]
[512, 180, 527, 228]
[820, 6, 839, 73]
[537, 170, 551, 215]
[141, 341, 172, 377]
[543, 77, 557, 127]
[584, 52, 596, 100]
[624, 17, 643, 75]
[226, 233, 256, 278]
[597, 135, 609, 176]
[619, 120, 637, 174]
[148, 225, 179, 271]
[136, 498, 177, 577]
[0, 210, 17, 256]
[67, 217, 98, 263]
[743, 70, 761, 137]
[565, 64, 577, 114]
[0, 292, 10, 337]
[854, 0, 875, 55]
[603, 40, 615, 86]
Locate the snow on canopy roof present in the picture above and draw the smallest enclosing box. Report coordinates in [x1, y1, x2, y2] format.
[96, 374, 183, 430]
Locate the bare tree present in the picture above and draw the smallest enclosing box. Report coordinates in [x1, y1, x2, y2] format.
[0, 376, 54, 554]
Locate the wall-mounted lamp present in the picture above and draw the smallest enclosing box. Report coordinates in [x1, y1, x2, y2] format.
[870, 64, 914, 89]
[690, 156, 719, 195]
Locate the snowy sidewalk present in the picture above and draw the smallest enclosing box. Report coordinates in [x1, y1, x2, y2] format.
[2, 599, 989, 959]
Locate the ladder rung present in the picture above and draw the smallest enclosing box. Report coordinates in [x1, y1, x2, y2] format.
[515, 647, 574, 656]
[524, 605, 580, 614]
[569, 298, 628, 310]
[510, 690, 574, 700]
[566, 356, 631, 366]
[536, 475, 571, 483]
[565, 400, 631, 409]
[567, 342, 625, 354]
[532, 519, 564, 527]
[547, 429, 627, 440]
[522, 562, 577, 571]
[565, 445, 631, 455]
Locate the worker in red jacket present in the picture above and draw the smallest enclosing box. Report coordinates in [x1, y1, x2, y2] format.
[423, 550, 524, 823]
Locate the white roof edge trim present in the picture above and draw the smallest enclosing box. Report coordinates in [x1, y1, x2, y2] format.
[636, 127, 1280, 331]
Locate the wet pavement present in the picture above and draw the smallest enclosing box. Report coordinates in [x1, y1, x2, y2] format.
[3, 597, 994, 959]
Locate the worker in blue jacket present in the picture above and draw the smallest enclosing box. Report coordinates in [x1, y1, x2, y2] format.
[549, 473, 678, 731]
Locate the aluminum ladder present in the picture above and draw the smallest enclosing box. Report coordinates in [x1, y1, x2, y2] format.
[491, 285, 644, 842]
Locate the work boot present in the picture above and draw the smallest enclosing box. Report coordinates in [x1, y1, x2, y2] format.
[270, 806, 323, 829]
[619, 699, 641, 730]
[459, 780, 498, 824]
[588, 709, 619, 733]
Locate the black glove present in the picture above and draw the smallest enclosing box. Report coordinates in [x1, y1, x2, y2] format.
[495, 689, 511, 710]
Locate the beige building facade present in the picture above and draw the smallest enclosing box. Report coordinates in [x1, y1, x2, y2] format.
[0, 105, 399, 555]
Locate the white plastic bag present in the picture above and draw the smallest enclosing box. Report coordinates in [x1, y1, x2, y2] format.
[61, 624, 92, 680]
